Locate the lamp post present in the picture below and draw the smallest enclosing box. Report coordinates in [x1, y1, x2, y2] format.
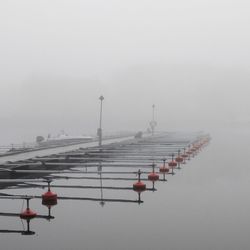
[98, 95, 104, 147]
[149, 104, 157, 136]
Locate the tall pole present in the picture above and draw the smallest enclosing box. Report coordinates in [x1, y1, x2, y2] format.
[152, 104, 155, 122]
[98, 95, 104, 147]
[149, 104, 156, 136]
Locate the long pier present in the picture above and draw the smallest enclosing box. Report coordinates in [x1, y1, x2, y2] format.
[0, 135, 136, 164]
[0, 131, 211, 236]
[0, 131, 211, 202]
[0, 131, 210, 184]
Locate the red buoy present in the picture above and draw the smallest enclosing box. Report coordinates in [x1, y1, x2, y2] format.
[159, 159, 169, 181]
[169, 154, 177, 174]
[159, 166, 169, 173]
[133, 169, 146, 193]
[20, 208, 37, 220]
[175, 156, 183, 163]
[175, 150, 183, 169]
[180, 148, 188, 164]
[42, 190, 58, 206]
[148, 172, 159, 181]
[148, 163, 159, 181]
[168, 161, 177, 168]
[133, 181, 146, 192]
[20, 198, 37, 220]
[42, 181, 58, 206]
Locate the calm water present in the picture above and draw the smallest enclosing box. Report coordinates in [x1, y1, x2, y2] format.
[0, 128, 249, 250]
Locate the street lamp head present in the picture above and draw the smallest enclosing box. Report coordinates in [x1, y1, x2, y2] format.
[99, 95, 104, 101]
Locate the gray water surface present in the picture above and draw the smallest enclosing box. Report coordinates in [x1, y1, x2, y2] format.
[0, 129, 249, 250]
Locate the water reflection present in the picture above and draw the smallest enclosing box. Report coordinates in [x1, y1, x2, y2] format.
[0, 218, 35, 235]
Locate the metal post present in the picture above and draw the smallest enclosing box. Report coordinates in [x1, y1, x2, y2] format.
[152, 104, 155, 135]
[98, 95, 104, 147]
[26, 198, 30, 210]
[99, 168, 105, 207]
[171, 154, 174, 175]
[48, 180, 51, 191]
[138, 169, 141, 182]
[163, 159, 166, 181]
[149, 104, 157, 136]
[177, 149, 181, 169]
[152, 104, 155, 122]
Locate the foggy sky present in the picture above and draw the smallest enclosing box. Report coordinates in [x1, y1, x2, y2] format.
[0, 0, 250, 144]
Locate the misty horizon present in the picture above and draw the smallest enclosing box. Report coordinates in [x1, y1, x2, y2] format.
[1, 1, 250, 250]
[1, 1, 250, 143]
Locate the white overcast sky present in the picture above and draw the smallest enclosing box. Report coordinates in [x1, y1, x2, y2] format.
[0, 0, 250, 143]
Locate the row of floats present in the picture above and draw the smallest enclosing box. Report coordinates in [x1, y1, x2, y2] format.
[0, 132, 210, 235]
[133, 136, 210, 191]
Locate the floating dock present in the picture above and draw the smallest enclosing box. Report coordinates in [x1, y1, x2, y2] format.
[0, 131, 210, 235]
